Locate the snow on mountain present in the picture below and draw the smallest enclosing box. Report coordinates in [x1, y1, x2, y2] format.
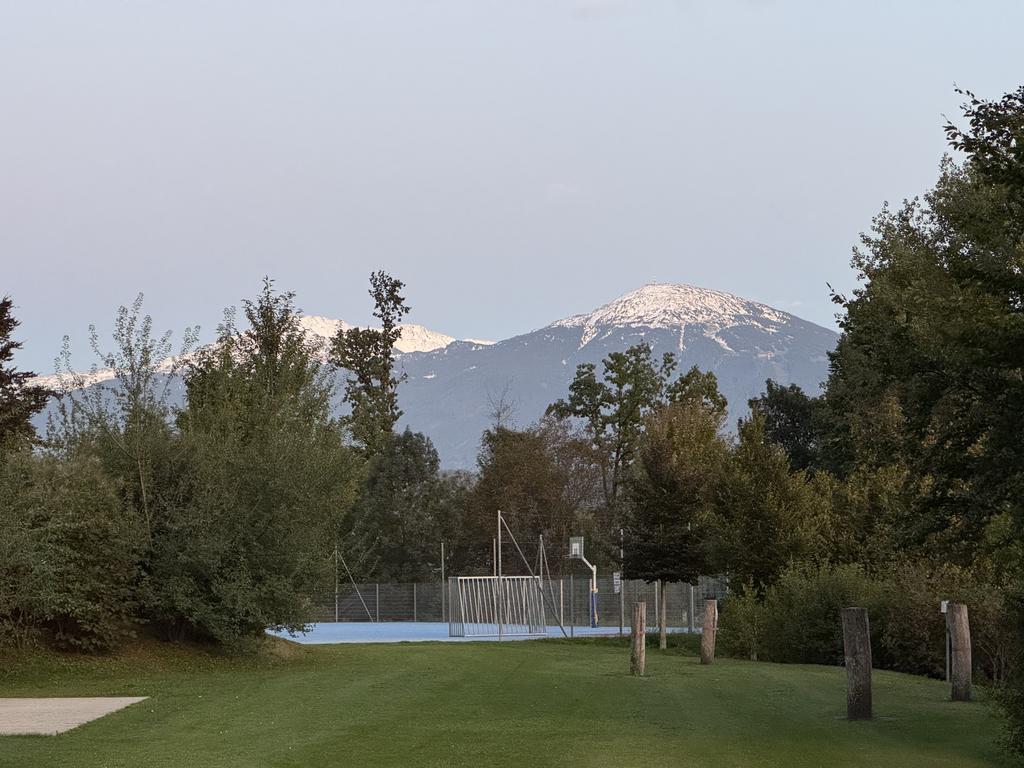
[31, 316, 490, 390]
[551, 283, 790, 349]
[297, 316, 490, 354]
[30, 283, 836, 469]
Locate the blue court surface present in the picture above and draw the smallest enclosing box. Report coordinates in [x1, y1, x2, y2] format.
[268, 622, 674, 644]
[270, 622, 688, 647]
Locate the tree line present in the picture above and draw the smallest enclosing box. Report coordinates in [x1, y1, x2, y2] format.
[0, 85, 1022, 755]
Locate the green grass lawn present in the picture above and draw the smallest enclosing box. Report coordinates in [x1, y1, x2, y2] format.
[0, 636, 1012, 767]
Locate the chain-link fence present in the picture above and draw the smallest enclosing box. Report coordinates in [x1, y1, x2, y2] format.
[307, 575, 728, 632]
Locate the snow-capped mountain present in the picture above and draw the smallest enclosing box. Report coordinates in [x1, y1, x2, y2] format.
[32, 319, 491, 391]
[391, 283, 837, 467]
[32, 283, 837, 469]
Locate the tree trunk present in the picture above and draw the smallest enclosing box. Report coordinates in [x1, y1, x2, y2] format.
[841, 607, 872, 720]
[659, 581, 668, 650]
[947, 603, 972, 702]
[700, 599, 717, 665]
[630, 602, 646, 676]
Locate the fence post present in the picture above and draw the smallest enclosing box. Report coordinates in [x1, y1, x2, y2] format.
[688, 583, 695, 633]
[570, 574, 575, 639]
[700, 599, 717, 665]
[948, 603, 972, 702]
[559, 579, 564, 627]
[619, 577, 624, 638]
[630, 602, 646, 676]
[440, 542, 446, 623]
[376, 583, 380, 623]
[841, 607, 873, 720]
[413, 583, 418, 622]
[659, 581, 668, 650]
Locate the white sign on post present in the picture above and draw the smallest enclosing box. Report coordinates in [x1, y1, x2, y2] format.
[613, 571, 622, 594]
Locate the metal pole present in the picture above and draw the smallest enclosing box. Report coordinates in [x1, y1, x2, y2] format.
[492, 538, 497, 577]
[688, 583, 695, 633]
[441, 541, 446, 623]
[376, 583, 380, 623]
[334, 544, 339, 623]
[619, 528, 624, 637]
[497, 510, 503, 642]
[570, 573, 575, 639]
[413, 583, 418, 622]
[946, 623, 951, 683]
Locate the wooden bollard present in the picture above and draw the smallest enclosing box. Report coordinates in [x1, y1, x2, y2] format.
[630, 601, 646, 676]
[700, 599, 717, 665]
[947, 603, 972, 702]
[841, 607, 872, 720]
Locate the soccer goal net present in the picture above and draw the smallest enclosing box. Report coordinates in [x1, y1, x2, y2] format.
[448, 576, 546, 638]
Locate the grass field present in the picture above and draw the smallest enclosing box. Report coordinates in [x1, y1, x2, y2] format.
[0, 636, 1013, 767]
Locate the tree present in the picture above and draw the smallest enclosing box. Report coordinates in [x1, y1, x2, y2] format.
[48, 293, 196, 538]
[469, 419, 602, 574]
[345, 429, 458, 582]
[748, 380, 824, 472]
[0, 450, 139, 651]
[547, 343, 708, 509]
[0, 296, 51, 448]
[624, 399, 727, 585]
[823, 86, 1024, 751]
[624, 394, 729, 645]
[710, 411, 832, 591]
[154, 281, 362, 644]
[330, 272, 410, 454]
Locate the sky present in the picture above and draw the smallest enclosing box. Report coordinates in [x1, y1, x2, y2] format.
[2, 1, 1023, 374]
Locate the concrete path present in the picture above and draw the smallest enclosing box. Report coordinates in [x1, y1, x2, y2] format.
[0, 697, 147, 735]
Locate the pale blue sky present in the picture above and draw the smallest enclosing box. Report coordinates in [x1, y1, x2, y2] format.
[3, 1, 1023, 373]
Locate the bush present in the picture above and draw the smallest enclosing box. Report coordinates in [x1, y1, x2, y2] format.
[0, 451, 140, 652]
[718, 584, 768, 661]
[718, 562, 887, 666]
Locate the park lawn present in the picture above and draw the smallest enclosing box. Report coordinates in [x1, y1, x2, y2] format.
[0, 636, 1013, 768]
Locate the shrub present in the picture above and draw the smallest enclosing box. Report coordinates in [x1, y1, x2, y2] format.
[719, 584, 768, 661]
[0, 451, 140, 652]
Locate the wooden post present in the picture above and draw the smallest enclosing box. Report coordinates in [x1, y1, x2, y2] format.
[700, 599, 717, 665]
[659, 581, 668, 650]
[947, 603, 972, 702]
[841, 607, 872, 720]
[630, 601, 646, 676]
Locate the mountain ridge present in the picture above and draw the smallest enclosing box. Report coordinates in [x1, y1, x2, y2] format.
[31, 282, 838, 469]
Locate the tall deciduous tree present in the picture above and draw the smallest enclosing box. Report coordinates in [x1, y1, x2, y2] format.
[330, 272, 410, 454]
[0, 296, 51, 448]
[823, 86, 1024, 752]
[163, 280, 361, 644]
[547, 343, 709, 509]
[748, 380, 825, 472]
[345, 428, 464, 582]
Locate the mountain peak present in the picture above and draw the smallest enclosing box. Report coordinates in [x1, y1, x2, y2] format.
[553, 282, 787, 330]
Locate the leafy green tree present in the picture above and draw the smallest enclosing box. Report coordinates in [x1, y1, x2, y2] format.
[48, 294, 196, 538]
[623, 398, 728, 588]
[0, 296, 51, 449]
[710, 411, 832, 591]
[823, 86, 1024, 751]
[330, 272, 410, 454]
[469, 418, 603, 574]
[345, 429, 461, 582]
[748, 380, 824, 472]
[154, 281, 361, 644]
[0, 450, 139, 651]
[547, 344, 712, 509]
